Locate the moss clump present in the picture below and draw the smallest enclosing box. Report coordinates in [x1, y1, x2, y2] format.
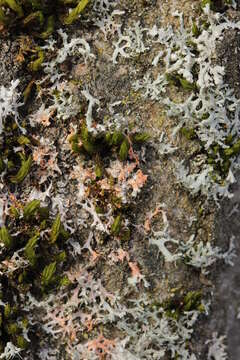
[180, 127, 196, 140]
[0, 202, 70, 293]
[68, 122, 149, 246]
[69, 122, 149, 162]
[165, 73, 197, 92]
[0, 302, 29, 354]
[159, 291, 204, 320]
[207, 137, 240, 179]
[0, 200, 71, 354]
[0, 115, 34, 188]
[0, 0, 91, 36]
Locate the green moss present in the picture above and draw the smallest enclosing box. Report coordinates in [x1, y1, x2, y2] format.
[23, 199, 41, 220]
[26, 0, 42, 10]
[180, 127, 196, 140]
[23, 80, 35, 104]
[40, 14, 54, 38]
[192, 22, 200, 37]
[201, 0, 230, 11]
[0, 117, 34, 187]
[24, 233, 39, 266]
[63, 0, 90, 25]
[95, 164, 103, 179]
[5, 0, 24, 17]
[81, 125, 99, 155]
[69, 133, 82, 153]
[201, 0, 214, 9]
[111, 131, 125, 146]
[224, 139, 240, 157]
[59, 275, 71, 288]
[55, 250, 66, 263]
[4, 304, 11, 319]
[16, 335, 28, 349]
[10, 154, 32, 183]
[0, 0, 89, 35]
[206, 137, 240, 179]
[0, 226, 14, 249]
[70, 125, 148, 166]
[161, 291, 204, 320]
[50, 213, 61, 243]
[0, 7, 9, 24]
[23, 10, 44, 27]
[120, 228, 131, 242]
[0, 200, 69, 300]
[17, 135, 31, 146]
[165, 73, 197, 91]
[38, 207, 49, 221]
[6, 323, 19, 335]
[119, 138, 130, 161]
[132, 133, 151, 143]
[179, 78, 197, 91]
[0, 157, 4, 173]
[0, 300, 30, 352]
[183, 291, 202, 311]
[29, 49, 44, 72]
[111, 215, 122, 236]
[41, 261, 57, 288]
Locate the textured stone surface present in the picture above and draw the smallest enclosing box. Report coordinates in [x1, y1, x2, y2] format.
[1, 1, 240, 358]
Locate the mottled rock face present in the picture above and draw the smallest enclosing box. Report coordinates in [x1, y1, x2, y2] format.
[212, 27, 240, 357]
[1, 0, 240, 359]
[0, 40, 21, 86]
[217, 29, 240, 97]
[213, 190, 240, 359]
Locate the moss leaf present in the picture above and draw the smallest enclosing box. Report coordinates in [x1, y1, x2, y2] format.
[23, 200, 41, 220]
[0, 226, 13, 249]
[64, 0, 90, 25]
[41, 261, 57, 287]
[10, 155, 32, 184]
[50, 214, 61, 243]
[24, 233, 39, 266]
[119, 138, 130, 161]
[111, 215, 122, 236]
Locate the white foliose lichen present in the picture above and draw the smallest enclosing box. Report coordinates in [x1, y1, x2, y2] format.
[0, 342, 22, 360]
[129, 4, 240, 200]
[206, 332, 228, 360]
[0, 80, 23, 134]
[149, 207, 181, 262]
[42, 29, 94, 84]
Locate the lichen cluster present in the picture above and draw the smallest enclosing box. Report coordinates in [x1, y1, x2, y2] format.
[0, 0, 238, 359]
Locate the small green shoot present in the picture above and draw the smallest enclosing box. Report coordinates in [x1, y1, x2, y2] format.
[0, 226, 13, 249]
[10, 155, 32, 183]
[41, 261, 57, 288]
[50, 214, 61, 243]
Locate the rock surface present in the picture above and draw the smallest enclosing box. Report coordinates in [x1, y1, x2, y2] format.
[0, 1, 240, 359]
